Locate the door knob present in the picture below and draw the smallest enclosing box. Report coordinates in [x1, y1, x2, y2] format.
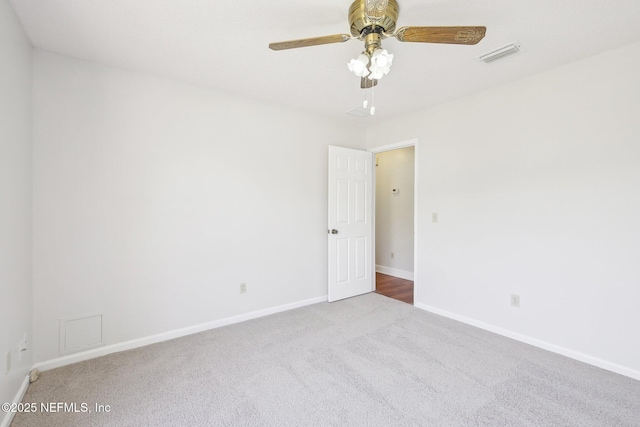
[329, 229, 339, 234]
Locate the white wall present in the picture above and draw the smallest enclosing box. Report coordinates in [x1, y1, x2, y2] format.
[32, 50, 364, 363]
[0, 0, 32, 405]
[375, 147, 414, 278]
[366, 41, 640, 377]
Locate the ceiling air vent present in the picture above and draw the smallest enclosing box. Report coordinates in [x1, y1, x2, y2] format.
[478, 42, 521, 64]
[345, 106, 372, 118]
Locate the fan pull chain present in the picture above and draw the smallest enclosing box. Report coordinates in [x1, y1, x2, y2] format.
[370, 84, 376, 115]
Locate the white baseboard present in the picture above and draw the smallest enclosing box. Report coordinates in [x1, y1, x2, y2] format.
[376, 265, 414, 281]
[34, 295, 328, 372]
[414, 302, 640, 381]
[1, 375, 30, 427]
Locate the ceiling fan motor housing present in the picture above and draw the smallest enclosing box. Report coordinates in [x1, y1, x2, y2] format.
[349, 0, 399, 37]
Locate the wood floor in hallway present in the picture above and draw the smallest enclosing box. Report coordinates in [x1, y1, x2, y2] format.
[375, 272, 414, 305]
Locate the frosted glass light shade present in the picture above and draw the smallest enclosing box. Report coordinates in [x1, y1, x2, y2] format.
[347, 53, 371, 77]
[368, 49, 393, 80]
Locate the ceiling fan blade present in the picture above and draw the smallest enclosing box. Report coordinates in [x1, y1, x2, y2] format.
[394, 26, 486, 45]
[269, 34, 351, 51]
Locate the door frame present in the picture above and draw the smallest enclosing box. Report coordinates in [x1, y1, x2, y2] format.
[368, 138, 419, 303]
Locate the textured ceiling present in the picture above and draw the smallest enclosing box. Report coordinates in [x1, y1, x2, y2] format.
[9, 0, 640, 124]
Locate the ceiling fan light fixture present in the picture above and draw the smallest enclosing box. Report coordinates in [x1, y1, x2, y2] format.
[368, 48, 393, 79]
[371, 48, 393, 67]
[348, 53, 371, 77]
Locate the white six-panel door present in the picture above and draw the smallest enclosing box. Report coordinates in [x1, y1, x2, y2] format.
[328, 146, 374, 302]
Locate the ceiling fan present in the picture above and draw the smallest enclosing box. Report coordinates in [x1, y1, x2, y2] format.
[269, 0, 486, 92]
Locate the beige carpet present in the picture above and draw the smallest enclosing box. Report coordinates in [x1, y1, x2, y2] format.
[12, 293, 640, 426]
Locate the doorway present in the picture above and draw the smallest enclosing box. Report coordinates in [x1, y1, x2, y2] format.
[371, 141, 417, 305]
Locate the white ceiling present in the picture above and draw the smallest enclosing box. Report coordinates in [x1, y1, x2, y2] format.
[9, 0, 640, 124]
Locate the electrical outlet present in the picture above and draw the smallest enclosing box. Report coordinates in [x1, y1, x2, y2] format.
[432, 213, 438, 223]
[240, 283, 247, 294]
[5, 351, 11, 374]
[391, 252, 395, 259]
[510, 294, 520, 308]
